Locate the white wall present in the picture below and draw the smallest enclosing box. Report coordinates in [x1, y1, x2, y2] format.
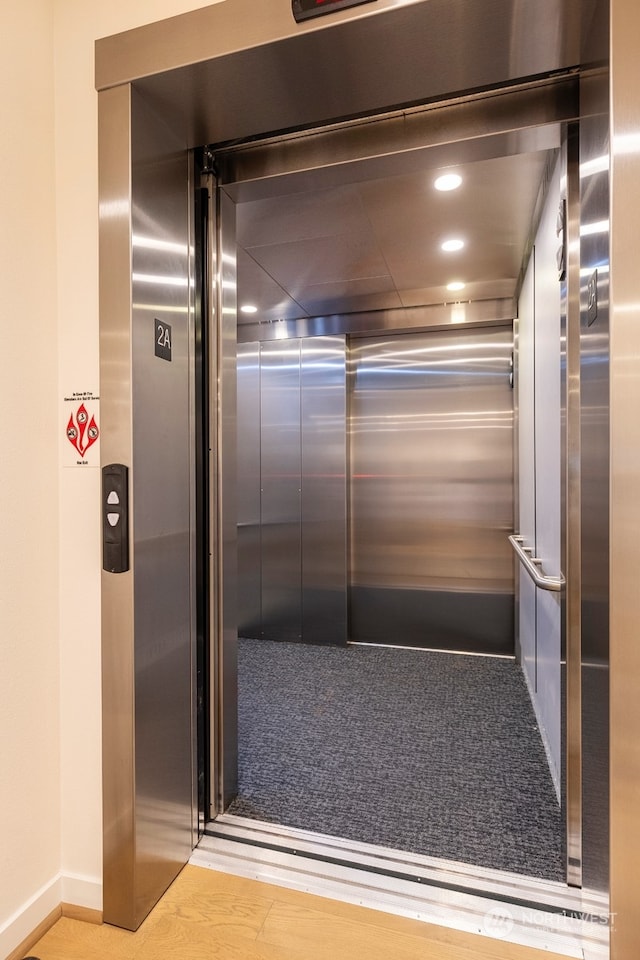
[53, 0, 221, 912]
[0, 1, 61, 954]
[0, 2, 219, 955]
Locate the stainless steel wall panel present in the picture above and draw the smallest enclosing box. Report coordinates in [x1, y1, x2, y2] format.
[301, 337, 347, 645]
[95, 0, 607, 150]
[517, 258, 537, 689]
[519, 570, 538, 697]
[579, 91, 610, 896]
[562, 125, 583, 890]
[215, 189, 239, 809]
[515, 153, 565, 801]
[237, 300, 516, 344]
[349, 326, 514, 653]
[534, 157, 563, 584]
[99, 87, 197, 931]
[260, 339, 302, 642]
[610, 3, 640, 950]
[219, 78, 574, 203]
[100, 84, 197, 931]
[534, 155, 564, 796]
[130, 88, 195, 925]
[237, 342, 262, 638]
[99, 82, 136, 931]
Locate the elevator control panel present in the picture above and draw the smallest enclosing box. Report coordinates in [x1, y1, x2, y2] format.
[102, 463, 129, 573]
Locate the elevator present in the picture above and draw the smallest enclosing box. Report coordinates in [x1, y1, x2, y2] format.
[208, 127, 565, 883]
[96, 0, 615, 950]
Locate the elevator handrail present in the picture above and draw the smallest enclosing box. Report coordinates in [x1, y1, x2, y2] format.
[509, 534, 565, 592]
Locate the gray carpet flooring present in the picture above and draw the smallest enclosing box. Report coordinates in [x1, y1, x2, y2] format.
[227, 638, 564, 881]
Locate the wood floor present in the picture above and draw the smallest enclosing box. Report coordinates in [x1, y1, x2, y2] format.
[28, 865, 569, 960]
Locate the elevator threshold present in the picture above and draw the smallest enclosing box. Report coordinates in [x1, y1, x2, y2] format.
[194, 815, 608, 959]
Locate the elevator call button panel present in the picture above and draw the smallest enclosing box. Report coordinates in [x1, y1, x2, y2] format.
[102, 463, 129, 573]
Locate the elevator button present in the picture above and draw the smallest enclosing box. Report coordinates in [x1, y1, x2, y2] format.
[102, 463, 129, 574]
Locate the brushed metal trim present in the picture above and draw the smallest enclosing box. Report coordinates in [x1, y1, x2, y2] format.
[513, 300, 521, 664]
[216, 76, 577, 200]
[214, 188, 239, 810]
[95, 0, 404, 90]
[100, 84, 200, 932]
[577, 77, 610, 900]
[203, 174, 220, 820]
[564, 124, 582, 889]
[208, 813, 578, 906]
[99, 83, 136, 930]
[194, 820, 610, 956]
[217, 74, 574, 159]
[609, 1, 640, 953]
[238, 301, 515, 343]
[188, 153, 200, 842]
[94, 0, 607, 139]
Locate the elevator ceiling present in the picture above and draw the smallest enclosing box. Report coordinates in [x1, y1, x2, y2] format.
[234, 146, 550, 323]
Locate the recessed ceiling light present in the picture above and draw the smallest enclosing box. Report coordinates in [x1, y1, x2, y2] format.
[441, 238, 465, 252]
[446, 281, 466, 292]
[434, 173, 462, 192]
[240, 304, 258, 314]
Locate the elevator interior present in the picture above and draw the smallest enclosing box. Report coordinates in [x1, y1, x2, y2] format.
[237, 326, 514, 654]
[212, 123, 567, 879]
[228, 130, 551, 664]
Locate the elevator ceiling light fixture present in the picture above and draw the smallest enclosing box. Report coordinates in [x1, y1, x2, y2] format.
[441, 238, 465, 252]
[446, 281, 466, 292]
[240, 304, 258, 314]
[434, 173, 462, 191]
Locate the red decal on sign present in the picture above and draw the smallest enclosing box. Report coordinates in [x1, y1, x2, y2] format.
[66, 405, 99, 457]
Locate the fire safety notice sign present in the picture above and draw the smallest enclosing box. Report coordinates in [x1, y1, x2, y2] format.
[62, 389, 100, 467]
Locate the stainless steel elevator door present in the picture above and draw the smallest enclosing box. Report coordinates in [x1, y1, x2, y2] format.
[237, 337, 348, 645]
[349, 325, 514, 653]
[300, 337, 348, 644]
[260, 339, 303, 642]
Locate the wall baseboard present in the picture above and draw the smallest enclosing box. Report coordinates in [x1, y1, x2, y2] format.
[0, 876, 62, 960]
[0, 873, 102, 960]
[62, 903, 103, 925]
[60, 873, 102, 913]
[3, 904, 61, 960]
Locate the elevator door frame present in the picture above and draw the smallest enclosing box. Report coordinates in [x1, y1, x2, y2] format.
[207, 108, 580, 874]
[96, 0, 612, 937]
